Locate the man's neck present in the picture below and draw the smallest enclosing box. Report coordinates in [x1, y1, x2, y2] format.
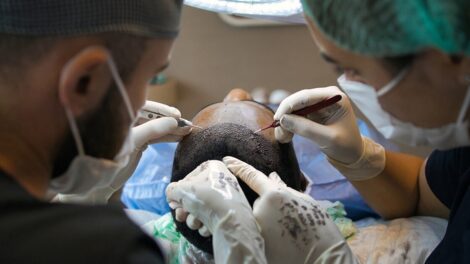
[0, 131, 51, 199]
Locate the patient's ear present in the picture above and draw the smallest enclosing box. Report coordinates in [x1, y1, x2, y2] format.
[224, 88, 253, 102]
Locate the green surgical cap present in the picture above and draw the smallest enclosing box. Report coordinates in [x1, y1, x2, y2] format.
[302, 0, 470, 56]
[0, 0, 183, 38]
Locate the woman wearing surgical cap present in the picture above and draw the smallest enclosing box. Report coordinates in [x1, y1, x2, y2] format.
[168, 0, 470, 263]
[270, 0, 469, 263]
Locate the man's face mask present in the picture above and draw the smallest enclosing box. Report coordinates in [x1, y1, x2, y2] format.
[49, 57, 137, 195]
[337, 71, 470, 150]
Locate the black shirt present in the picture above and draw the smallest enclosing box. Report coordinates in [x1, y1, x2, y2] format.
[0, 170, 164, 264]
[425, 147, 470, 263]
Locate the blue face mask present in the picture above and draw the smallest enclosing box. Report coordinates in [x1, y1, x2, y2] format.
[337, 72, 470, 150]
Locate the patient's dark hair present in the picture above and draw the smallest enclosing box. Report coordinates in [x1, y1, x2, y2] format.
[171, 123, 303, 255]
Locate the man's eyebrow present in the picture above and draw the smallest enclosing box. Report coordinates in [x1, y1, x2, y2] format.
[156, 62, 170, 73]
[320, 52, 338, 64]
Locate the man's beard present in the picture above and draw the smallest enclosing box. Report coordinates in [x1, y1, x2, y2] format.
[51, 85, 130, 179]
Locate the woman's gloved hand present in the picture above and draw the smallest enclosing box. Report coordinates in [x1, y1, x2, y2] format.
[274, 86, 386, 181]
[223, 156, 359, 264]
[165, 160, 267, 264]
[55, 101, 191, 204]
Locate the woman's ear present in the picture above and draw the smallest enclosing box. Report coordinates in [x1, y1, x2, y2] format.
[58, 45, 113, 117]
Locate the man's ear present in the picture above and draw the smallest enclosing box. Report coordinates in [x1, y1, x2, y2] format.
[58, 46, 113, 117]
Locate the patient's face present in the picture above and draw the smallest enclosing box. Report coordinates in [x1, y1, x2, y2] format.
[171, 88, 304, 255]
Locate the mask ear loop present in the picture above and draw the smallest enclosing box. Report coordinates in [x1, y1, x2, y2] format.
[64, 107, 85, 156]
[106, 57, 136, 122]
[456, 76, 470, 124]
[377, 67, 410, 97]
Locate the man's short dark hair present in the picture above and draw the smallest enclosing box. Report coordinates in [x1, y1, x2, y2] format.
[0, 33, 148, 84]
[171, 123, 304, 255]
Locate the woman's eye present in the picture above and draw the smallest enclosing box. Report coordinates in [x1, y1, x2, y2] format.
[344, 68, 360, 79]
[333, 65, 361, 79]
[334, 66, 344, 74]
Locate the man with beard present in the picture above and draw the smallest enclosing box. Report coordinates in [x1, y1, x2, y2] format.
[0, 1, 189, 263]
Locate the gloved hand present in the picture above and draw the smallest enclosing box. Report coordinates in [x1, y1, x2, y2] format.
[55, 101, 191, 204]
[166, 160, 267, 264]
[223, 156, 359, 264]
[133, 101, 192, 145]
[274, 86, 385, 181]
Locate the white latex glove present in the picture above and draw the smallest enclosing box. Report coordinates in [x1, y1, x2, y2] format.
[133, 101, 192, 145]
[166, 160, 267, 264]
[55, 101, 191, 204]
[274, 86, 385, 181]
[223, 156, 359, 264]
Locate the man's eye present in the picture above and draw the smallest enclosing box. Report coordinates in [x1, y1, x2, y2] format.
[148, 74, 165, 85]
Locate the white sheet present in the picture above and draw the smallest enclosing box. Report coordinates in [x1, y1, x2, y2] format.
[348, 216, 447, 264]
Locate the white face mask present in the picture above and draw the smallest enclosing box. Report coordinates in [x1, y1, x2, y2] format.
[337, 73, 470, 150]
[49, 58, 137, 194]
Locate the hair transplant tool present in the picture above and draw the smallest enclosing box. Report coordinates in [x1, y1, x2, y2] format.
[139, 110, 203, 129]
[254, 94, 342, 133]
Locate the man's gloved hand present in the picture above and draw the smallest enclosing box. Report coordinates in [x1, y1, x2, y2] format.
[274, 86, 385, 181]
[133, 101, 192, 145]
[166, 160, 267, 264]
[223, 156, 359, 264]
[55, 101, 191, 204]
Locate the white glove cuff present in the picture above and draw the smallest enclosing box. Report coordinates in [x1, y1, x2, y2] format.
[327, 136, 386, 181]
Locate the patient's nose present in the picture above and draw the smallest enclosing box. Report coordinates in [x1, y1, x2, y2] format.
[224, 88, 252, 102]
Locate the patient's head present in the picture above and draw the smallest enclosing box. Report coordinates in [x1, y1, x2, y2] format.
[171, 89, 304, 254]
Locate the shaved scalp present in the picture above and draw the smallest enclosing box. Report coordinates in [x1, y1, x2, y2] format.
[171, 123, 303, 254]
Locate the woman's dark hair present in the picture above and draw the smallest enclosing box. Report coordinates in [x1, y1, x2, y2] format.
[381, 54, 415, 75]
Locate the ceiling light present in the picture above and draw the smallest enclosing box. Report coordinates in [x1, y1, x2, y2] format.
[184, 0, 302, 16]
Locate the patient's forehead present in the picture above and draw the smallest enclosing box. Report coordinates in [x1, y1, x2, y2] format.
[192, 101, 276, 142]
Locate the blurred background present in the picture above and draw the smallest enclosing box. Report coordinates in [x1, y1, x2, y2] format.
[150, 6, 337, 117]
[145, 5, 432, 156]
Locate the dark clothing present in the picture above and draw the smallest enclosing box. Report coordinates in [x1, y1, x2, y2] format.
[425, 147, 470, 263]
[0, 170, 164, 264]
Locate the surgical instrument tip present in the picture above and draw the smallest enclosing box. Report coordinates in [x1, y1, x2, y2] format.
[177, 118, 203, 129]
[254, 121, 279, 133]
[255, 94, 342, 134]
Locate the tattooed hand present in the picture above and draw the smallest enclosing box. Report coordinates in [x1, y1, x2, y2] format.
[224, 156, 359, 264]
[166, 160, 267, 264]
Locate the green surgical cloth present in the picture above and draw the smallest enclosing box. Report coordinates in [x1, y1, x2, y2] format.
[302, 0, 470, 56]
